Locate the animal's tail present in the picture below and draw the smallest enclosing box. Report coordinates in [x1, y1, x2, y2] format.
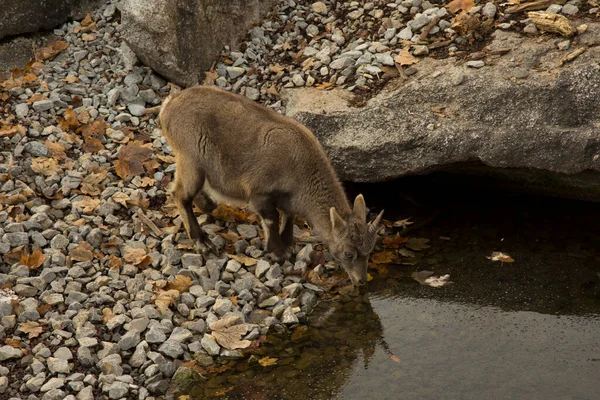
[144, 91, 180, 116]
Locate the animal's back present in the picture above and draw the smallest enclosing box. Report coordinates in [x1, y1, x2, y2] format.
[160, 86, 338, 207]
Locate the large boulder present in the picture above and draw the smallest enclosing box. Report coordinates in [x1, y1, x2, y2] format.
[282, 25, 600, 201]
[0, 0, 102, 40]
[121, 0, 277, 87]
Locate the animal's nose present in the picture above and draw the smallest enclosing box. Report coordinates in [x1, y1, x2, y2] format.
[357, 279, 365, 286]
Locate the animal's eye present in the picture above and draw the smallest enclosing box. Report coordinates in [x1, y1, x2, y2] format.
[344, 252, 353, 259]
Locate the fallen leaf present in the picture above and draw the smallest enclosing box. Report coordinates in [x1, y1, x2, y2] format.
[258, 356, 278, 367]
[269, 64, 285, 73]
[114, 141, 153, 179]
[19, 249, 46, 270]
[154, 289, 181, 314]
[82, 137, 104, 153]
[123, 247, 149, 266]
[486, 252, 515, 263]
[31, 157, 60, 177]
[57, 108, 80, 131]
[102, 307, 116, 324]
[5, 338, 21, 348]
[27, 93, 46, 103]
[412, 270, 452, 287]
[77, 110, 91, 124]
[397, 248, 416, 258]
[35, 41, 68, 61]
[390, 354, 401, 363]
[112, 192, 130, 207]
[80, 120, 109, 137]
[81, 13, 94, 27]
[395, 48, 419, 66]
[212, 204, 251, 223]
[45, 141, 67, 160]
[70, 241, 95, 262]
[64, 75, 80, 83]
[367, 273, 374, 282]
[382, 234, 408, 249]
[19, 321, 43, 339]
[166, 275, 192, 293]
[211, 324, 252, 350]
[392, 218, 414, 229]
[82, 33, 96, 41]
[0, 125, 26, 138]
[227, 253, 258, 266]
[74, 196, 100, 213]
[316, 81, 334, 90]
[267, 84, 279, 96]
[81, 170, 108, 195]
[406, 237, 430, 251]
[371, 251, 396, 264]
[445, 0, 475, 15]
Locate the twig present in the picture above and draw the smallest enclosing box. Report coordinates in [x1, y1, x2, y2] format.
[135, 208, 163, 238]
[559, 47, 586, 66]
[419, 16, 441, 42]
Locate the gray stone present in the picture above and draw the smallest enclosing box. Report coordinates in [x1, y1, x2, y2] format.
[282, 307, 299, 324]
[77, 386, 94, 400]
[0, 376, 6, 394]
[466, 60, 485, 68]
[561, 4, 579, 15]
[0, 345, 22, 360]
[398, 26, 413, 40]
[145, 326, 166, 343]
[169, 327, 193, 342]
[212, 298, 232, 316]
[119, 330, 140, 350]
[108, 381, 129, 399]
[201, 334, 220, 356]
[482, 2, 497, 18]
[3, 232, 29, 247]
[158, 340, 184, 358]
[330, 57, 355, 70]
[26, 372, 46, 392]
[40, 377, 65, 392]
[32, 100, 54, 112]
[236, 224, 257, 239]
[15, 103, 28, 118]
[48, 357, 70, 374]
[121, 0, 277, 87]
[312, 1, 328, 14]
[245, 87, 260, 101]
[255, 260, 270, 278]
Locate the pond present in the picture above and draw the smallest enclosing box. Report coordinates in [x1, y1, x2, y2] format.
[180, 173, 600, 400]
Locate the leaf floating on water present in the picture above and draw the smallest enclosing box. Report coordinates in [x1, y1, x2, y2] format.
[487, 252, 515, 263]
[258, 356, 278, 367]
[412, 270, 452, 287]
[392, 218, 414, 229]
[382, 234, 408, 249]
[406, 237, 430, 251]
[390, 354, 401, 363]
[211, 324, 252, 350]
[371, 250, 396, 264]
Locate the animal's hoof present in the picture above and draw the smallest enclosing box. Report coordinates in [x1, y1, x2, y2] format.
[193, 238, 219, 258]
[266, 249, 292, 264]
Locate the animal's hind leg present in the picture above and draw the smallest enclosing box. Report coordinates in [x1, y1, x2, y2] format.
[193, 191, 217, 214]
[172, 160, 217, 257]
[250, 195, 287, 263]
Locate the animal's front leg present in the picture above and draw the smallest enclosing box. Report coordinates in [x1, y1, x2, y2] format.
[251, 196, 287, 264]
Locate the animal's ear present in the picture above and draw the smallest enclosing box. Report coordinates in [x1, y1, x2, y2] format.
[369, 210, 384, 234]
[330, 207, 346, 233]
[353, 194, 367, 222]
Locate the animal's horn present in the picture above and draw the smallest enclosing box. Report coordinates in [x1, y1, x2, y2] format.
[369, 210, 384, 234]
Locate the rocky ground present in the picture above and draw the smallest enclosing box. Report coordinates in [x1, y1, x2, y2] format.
[0, 0, 597, 399]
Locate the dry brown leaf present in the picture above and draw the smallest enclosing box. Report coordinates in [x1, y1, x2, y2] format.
[102, 307, 116, 324]
[258, 356, 278, 367]
[74, 196, 100, 213]
[212, 204, 251, 223]
[390, 354, 401, 363]
[395, 48, 419, 66]
[45, 141, 67, 160]
[382, 234, 408, 249]
[269, 64, 285, 73]
[80, 120, 109, 137]
[58, 108, 80, 131]
[0, 125, 26, 138]
[371, 251, 396, 264]
[19, 321, 43, 339]
[19, 249, 46, 270]
[77, 110, 91, 124]
[227, 253, 258, 266]
[70, 241, 95, 262]
[315, 81, 334, 90]
[82, 33, 97, 41]
[111, 192, 130, 207]
[5, 338, 21, 348]
[64, 76, 80, 83]
[154, 289, 180, 314]
[31, 157, 60, 177]
[166, 275, 192, 293]
[445, 0, 475, 15]
[123, 247, 149, 265]
[210, 321, 252, 350]
[27, 93, 46, 103]
[267, 84, 279, 96]
[35, 41, 68, 61]
[81, 13, 94, 27]
[114, 141, 153, 179]
[82, 137, 104, 154]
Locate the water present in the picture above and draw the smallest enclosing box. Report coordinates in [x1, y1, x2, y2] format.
[181, 174, 600, 400]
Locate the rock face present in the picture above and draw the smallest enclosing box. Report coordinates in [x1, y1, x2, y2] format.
[121, 0, 277, 87]
[282, 27, 600, 201]
[0, 0, 101, 40]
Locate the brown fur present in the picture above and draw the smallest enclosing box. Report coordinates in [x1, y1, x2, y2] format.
[159, 86, 383, 285]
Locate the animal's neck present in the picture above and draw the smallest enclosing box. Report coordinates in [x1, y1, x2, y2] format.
[304, 181, 352, 240]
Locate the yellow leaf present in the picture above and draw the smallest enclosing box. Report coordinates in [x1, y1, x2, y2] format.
[258, 356, 278, 367]
[367, 273, 373, 282]
[390, 354, 401, 363]
[154, 289, 180, 314]
[74, 196, 100, 213]
[123, 247, 149, 266]
[70, 241, 95, 262]
[371, 251, 396, 264]
[82, 33, 97, 41]
[227, 253, 258, 266]
[45, 141, 66, 160]
[35, 41, 68, 61]
[31, 157, 59, 177]
[81, 13, 94, 27]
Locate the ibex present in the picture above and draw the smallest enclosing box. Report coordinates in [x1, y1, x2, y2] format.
[159, 86, 383, 286]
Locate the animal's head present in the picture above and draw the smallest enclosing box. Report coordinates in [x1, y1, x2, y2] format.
[328, 194, 384, 286]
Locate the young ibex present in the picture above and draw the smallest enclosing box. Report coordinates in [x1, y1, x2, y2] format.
[159, 86, 383, 286]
